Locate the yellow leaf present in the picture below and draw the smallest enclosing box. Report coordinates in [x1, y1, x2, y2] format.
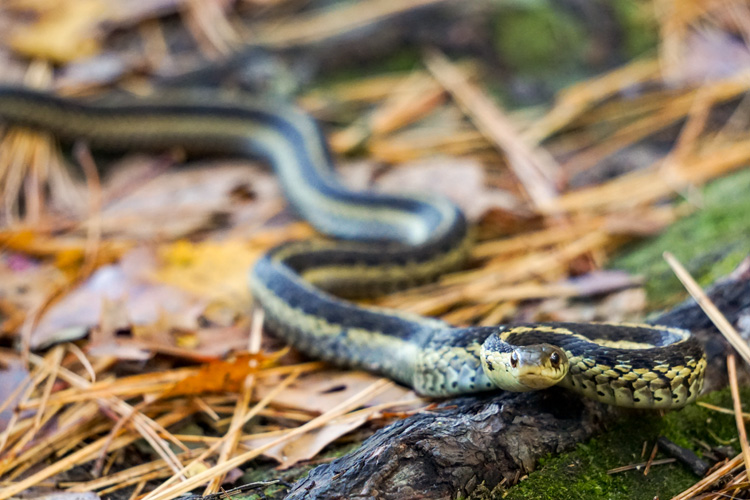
[154, 239, 260, 311]
[9, 0, 107, 62]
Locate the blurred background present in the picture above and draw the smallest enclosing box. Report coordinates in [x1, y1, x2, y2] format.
[1, 1, 750, 499]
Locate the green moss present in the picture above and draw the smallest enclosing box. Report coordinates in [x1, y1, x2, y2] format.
[312, 46, 422, 89]
[610, 1, 659, 57]
[493, 1, 589, 75]
[612, 169, 750, 309]
[495, 386, 744, 500]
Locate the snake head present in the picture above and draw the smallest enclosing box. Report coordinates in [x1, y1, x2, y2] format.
[480, 333, 569, 392]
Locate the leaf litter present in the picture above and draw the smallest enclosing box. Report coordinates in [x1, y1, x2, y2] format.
[0, 0, 749, 498]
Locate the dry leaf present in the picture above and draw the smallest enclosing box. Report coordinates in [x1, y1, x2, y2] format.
[532, 287, 647, 324]
[667, 29, 750, 85]
[99, 161, 279, 240]
[165, 351, 285, 397]
[0, 354, 29, 430]
[8, 0, 107, 62]
[567, 270, 641, 296]
[376, 159, 520, 220]
[31, 247, 206, 349]
[246, 373, 424, 469]
[244, 412, 369, 469]
[25, 492, 100, 500]
[256, 370, 421, 414]
[0, 253, 67, 331]
[6, 0, 186, 63]
[56, 52, 137, 90]
[152, 238, 258, 311]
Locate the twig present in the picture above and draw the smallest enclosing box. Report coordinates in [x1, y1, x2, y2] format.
[657, 436, 709, 477]
[727, 355, 750, 477]
[253, 0, 451, 47]
[142, 379, 395, 500]
[663, 251, 750, 365]
[74, 142, 103, 280]
[204, 309, 263, 494]
[643, 441, 659, 476]
[142, 368, 304, 499]
[423, 48, 561, 212]
[672, 453, 744, 500]
[698, 401, 750, 420]
[607, 458, 675, 475]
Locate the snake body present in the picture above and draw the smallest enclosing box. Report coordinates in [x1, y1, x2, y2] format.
[0, 87, 706, 408]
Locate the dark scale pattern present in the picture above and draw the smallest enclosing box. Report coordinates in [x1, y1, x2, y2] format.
[503, 323, 704, 372]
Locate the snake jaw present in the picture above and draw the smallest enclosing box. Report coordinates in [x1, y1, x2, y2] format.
[480, 336, 569, 392]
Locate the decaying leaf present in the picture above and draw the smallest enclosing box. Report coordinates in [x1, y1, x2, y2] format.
[246, 371, 425, 469]
[256, 370, 420, 414]
[376, 158, 521, 220]
[30, 247, 205, 349]
[6, 0, 186, 63]
[164, 350, 286, 397]
[0, 354, 29, 431]
[243, 412, 370, 469]
[98, 161, 280, 240]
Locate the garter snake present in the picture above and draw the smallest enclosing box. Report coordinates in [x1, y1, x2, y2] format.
[0, 87, 706, 409]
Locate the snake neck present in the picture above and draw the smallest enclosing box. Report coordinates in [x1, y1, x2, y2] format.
[250, 256, 497, 395]
[412, 327, 497, 396]
[250, 253, 447, 387]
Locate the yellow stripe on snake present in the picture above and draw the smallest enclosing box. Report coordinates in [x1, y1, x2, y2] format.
[0, 87, 706, 409]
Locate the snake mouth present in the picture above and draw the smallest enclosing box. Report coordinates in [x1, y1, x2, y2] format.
[516, 369, 566, 390]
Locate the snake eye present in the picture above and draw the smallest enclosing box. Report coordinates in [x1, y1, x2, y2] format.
[550, 352, 560, 368]
[510, 351, 519, 368]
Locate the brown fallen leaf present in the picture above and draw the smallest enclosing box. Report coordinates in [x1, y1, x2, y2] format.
[375, 158, 521, 220]
[243, 412, 369, 470]
[530, 287, 647, 324]
[6, 0, 187, 63]
[164, 351, 286, 397]
[256, 370, 422, 415]
[31, 247, 206, 349]
[566, 270, 641, 297]
[0, 353, 30, 431]
[98, 160, 280, 240]
[243, 380, 424, 469]
[0, 253, 68, 335]
[151, 238, 259, 311]
[21, 493, 99, 500]
[56, 52, 143, 92]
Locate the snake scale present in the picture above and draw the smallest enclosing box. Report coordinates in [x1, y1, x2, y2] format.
[0, 87, 706, 409]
